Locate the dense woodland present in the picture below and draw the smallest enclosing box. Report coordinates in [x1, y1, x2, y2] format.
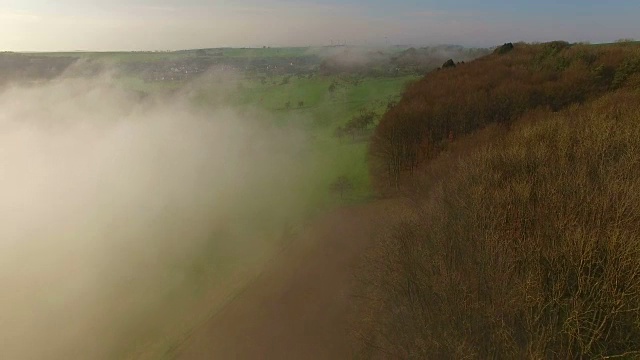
[370, 41, 640, 190]
[357, 41, 640, 358]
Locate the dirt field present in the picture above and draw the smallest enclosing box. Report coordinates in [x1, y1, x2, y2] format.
[174, 200, 400, 359]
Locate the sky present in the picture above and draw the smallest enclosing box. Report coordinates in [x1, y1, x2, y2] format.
[1, 0, 639, 51]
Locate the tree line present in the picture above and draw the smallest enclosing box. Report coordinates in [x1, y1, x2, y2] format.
[369, 41, 640, 191]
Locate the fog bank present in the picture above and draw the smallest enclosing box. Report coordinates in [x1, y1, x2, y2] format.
[0, 76, 308, 359]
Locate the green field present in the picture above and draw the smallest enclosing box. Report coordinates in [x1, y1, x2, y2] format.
[208, 75, 417, 206]
[108, 57, 419, 357]
[125, 71, 418, 211]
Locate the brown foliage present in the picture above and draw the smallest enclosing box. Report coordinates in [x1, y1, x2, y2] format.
[354, 91, 640, 359]
[370, 41, 640, 191]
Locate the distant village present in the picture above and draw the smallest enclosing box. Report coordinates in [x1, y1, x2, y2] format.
[125, 54, 319, 82]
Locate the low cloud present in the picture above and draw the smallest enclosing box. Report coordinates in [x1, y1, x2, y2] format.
[0, 73, 309, 359]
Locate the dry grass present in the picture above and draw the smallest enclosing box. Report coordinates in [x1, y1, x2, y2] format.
[354, 90, 640, 359]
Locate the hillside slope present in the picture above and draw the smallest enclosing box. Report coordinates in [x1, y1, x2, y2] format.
[371, 41, 640, 191]
[356, 41, 640, 358]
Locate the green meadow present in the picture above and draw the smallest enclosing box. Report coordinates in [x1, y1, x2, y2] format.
[210, 74, 418, 207]
[94, 55, 417, 357]
[123, 68, 418, 211]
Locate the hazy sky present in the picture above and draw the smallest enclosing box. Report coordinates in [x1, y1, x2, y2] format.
[2, 0, 639, 51]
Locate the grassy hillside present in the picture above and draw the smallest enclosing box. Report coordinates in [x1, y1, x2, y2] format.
[355, 41, 640, 358]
